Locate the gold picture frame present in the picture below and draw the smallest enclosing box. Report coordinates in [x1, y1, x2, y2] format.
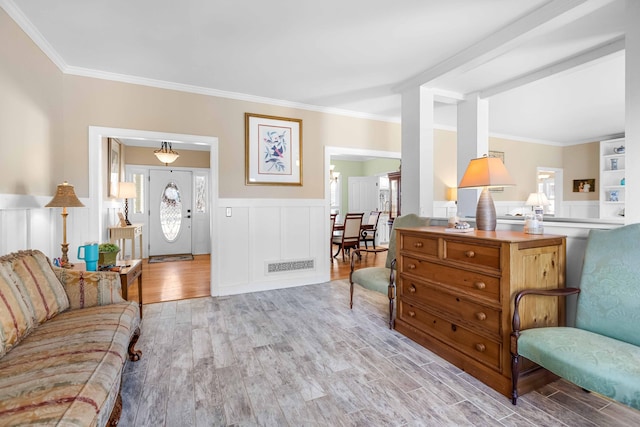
[108, 138, 121, 197]
[245, 113, 302, 186]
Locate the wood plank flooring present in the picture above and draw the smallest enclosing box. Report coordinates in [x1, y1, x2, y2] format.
[120, 279, 640, 426]
[131, 250, 386, 306]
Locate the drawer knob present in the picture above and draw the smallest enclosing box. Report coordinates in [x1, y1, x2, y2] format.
[475, 343, 486, 352]
[414, 242, 423, 248]
[408, 311, 416, 318]
[475, 312, 487, 321]
[408, 264, 417, 270]
[474, 281, 486, 290]
[409, 284, 416, 293]
[465, 250, 475, 258]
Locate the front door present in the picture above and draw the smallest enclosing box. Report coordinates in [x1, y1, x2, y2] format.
[149, 169, 193, 256]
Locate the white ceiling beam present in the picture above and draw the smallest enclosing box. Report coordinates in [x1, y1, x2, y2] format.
[392, 0, 619, 93]
[432, 88, 465, 104]
[481, 36, 625, 98]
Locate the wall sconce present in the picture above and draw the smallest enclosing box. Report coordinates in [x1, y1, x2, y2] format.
[458, 155, 514, 231]
[45, 181, 85, 268]
[329, 164, 339, 183]
[154, 141, 179, 165]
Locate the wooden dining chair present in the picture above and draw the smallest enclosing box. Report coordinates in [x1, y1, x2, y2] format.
[332, 212, 364, 262]
[360, 210, 381, 250]
[329, 213, 338, 260]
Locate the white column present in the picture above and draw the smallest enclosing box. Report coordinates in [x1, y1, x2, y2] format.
[400, 86, 434, 216]
[626, 0, 640, 224]
[456, 93, 490, 219]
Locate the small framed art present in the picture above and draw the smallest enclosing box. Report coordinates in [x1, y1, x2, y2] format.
[245, 113, 302, 186]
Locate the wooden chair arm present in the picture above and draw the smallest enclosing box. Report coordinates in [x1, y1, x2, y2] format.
[512, 287, 581, 334]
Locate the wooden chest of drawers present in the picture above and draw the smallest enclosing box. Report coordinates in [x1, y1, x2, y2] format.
[395, 226, 566, 398]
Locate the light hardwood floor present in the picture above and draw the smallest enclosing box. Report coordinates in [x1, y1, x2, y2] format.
[121, 268, 640, 426]
[132, 251, 387, 305]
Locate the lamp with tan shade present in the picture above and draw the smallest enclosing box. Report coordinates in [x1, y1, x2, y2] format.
[117, 181, 137, 226]
[45, 181, 85, 268]
[458, 155, 514, 231]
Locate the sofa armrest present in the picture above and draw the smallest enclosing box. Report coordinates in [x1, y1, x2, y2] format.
[512, 288, 581, 335]
[54, 268, 126, 310]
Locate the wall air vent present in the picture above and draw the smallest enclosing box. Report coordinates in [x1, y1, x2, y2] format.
[266, 258, 315, 274]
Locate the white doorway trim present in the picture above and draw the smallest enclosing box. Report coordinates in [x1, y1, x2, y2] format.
[536, 166, 564, 217]
[88, 126, 220, 296]
[324, 146, 401, 212]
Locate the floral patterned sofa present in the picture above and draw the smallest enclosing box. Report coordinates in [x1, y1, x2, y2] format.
[0, 250, 141, 426]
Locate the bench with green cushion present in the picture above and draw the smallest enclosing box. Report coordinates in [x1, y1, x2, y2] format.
[349, 214, 430, 328]
[511, 224, 640, 410]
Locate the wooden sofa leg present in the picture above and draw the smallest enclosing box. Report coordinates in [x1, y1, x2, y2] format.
[128, 327, 142, 362]
[108, 390, 123, 426]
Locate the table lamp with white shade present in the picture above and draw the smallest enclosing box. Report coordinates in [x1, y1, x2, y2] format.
[524, 192, 550, 234]
[525, 192, 550, 214]
[117, 182, 137, 226]
[458, 155, 514, 231]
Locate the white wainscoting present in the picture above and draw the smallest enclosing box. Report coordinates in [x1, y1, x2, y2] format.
[215, 198, 330, 296]
[0, 194, 92, 262]
[433, 200, 600, 220]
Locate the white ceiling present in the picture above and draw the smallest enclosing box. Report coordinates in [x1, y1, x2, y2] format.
[3, 0, 627, 146]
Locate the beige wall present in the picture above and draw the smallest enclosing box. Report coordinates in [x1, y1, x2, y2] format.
[124, 146, 211, 168]
[0, 9, 65, 196]
[562, 142, 599, 201]
[431, 130, 573, 204]
[0, 7, 601, 208]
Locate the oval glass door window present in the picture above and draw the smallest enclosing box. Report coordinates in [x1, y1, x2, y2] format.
[159, 182, 182, 242]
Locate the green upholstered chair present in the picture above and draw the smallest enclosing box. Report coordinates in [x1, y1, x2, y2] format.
[511, 223, 640, 410]
[349, 214, 430, 329]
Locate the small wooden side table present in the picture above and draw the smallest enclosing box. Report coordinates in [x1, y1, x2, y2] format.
[117, 259, 143, 318]
[109, 224, 143, 260]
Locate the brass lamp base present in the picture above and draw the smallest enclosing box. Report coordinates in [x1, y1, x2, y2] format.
[476, 187, 497, 231]
[60, 242, 74, 268]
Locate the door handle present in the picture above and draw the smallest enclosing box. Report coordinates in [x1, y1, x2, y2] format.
[184, 215, 191, 219]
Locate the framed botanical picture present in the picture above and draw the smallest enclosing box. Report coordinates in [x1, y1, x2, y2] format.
[245, 113, 302, 186]
[108, 138, 121, 197]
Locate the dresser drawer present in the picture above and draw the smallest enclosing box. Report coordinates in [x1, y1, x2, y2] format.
[399, 301, 502, 371]
[400, 257, 500, 301]
[444, 239, 500, 271]
[400, 278, 501, 337]
[400, 234, 438, 257]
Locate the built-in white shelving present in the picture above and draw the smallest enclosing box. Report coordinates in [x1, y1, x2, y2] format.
[599, 137, 625, 221]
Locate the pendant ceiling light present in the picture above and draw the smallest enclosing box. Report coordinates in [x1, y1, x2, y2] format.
[154, 141, 179, 165]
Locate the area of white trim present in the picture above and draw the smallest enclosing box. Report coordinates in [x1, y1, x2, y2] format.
[87, 126, 220, 296]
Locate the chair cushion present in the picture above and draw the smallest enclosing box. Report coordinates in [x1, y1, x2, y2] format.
[518, 326, 640, 410]
[0, 250, 70, 324]
[576, 224, 640, 347]
[351, 267, 391, 294]
[0, 269, 36, 358]
[54, 269, 125, 310]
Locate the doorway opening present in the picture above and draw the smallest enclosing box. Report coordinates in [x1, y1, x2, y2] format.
[88, 126, 220, 299]
[536, 167, 563, 216]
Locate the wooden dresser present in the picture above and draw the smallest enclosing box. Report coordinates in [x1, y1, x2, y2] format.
[395, 226, 566, 398]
